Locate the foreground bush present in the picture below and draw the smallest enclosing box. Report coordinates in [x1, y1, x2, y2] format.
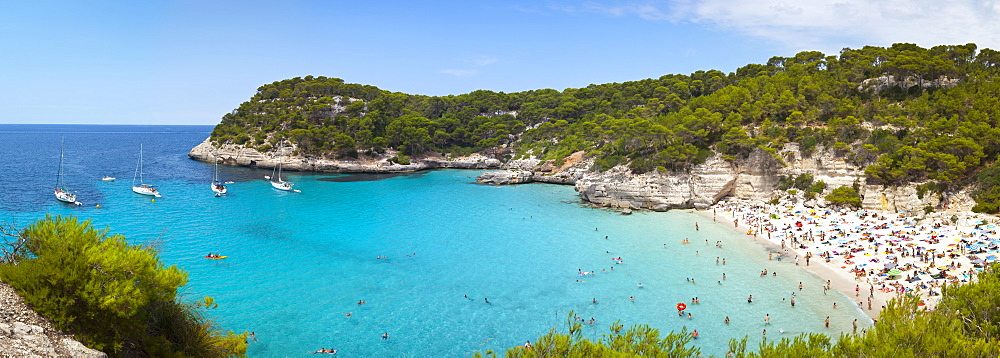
[488, 266, 1000, 357]
[0, 215, 247, 357]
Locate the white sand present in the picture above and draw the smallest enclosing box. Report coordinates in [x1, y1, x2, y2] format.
[701, 200, 999, 319]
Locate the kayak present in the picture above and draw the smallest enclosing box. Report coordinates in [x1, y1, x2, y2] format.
[205, 256, 227, 259]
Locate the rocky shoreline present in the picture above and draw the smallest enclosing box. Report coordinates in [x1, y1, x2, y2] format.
[191, 139, 978, 214]
[0, 280, 105, 357]
[187, 138, 502, 173]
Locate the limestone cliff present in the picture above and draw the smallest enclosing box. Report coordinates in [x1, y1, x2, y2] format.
[476, 144, 978, 213]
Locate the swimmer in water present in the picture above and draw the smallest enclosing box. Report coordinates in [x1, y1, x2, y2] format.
[724, 316, 730, 324]
[382, 332, 390, 339]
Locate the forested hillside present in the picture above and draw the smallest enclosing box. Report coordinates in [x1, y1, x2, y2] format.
[209, 43, 1000, 212]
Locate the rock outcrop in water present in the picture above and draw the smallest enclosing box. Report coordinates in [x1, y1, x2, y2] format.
[0, 280, 105, 358]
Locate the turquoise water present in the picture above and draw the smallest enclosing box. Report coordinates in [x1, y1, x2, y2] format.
[1, 125, 870, 357]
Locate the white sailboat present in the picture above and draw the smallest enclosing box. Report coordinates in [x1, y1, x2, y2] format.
[54, 137, 81, 205]
[268, 142, 297, 192]
[211, 158, 227, 196]
[132, 144, 162, 198]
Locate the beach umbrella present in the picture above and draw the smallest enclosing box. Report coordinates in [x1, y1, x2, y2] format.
[987, 255, 999, 262]
[884, 263, 898, 270]
[969, 243, 986, 251]
[972, 258, 985, 264]
[887, 269, 903, 276]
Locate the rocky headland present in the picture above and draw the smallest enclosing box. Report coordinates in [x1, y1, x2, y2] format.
[0, 280, 105, 357]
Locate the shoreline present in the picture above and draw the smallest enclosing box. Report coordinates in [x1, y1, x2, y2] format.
[697, 208, 888, 320]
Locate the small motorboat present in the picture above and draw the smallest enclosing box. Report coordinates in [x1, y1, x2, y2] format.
[204, 255, 227, 259]
[102, 176, 116, 181]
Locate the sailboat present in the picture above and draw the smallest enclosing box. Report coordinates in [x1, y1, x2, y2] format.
[268, 142, 297, 192]
[54, 136, 82, 205]
[132, 144, 162, 197]
[211, 158, 227, 196]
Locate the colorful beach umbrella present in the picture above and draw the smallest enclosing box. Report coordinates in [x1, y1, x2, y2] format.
[887, 269, 903, 276]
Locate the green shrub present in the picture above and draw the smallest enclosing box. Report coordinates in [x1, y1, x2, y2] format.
[0, 216, 247, 357]
[825, 186, 862, 208]
[389, 154, 410, 165]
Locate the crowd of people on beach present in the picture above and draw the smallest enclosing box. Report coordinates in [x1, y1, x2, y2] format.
[710, 199, 999, 313]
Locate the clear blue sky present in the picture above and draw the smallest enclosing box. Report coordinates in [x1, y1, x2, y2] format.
[2, 0, 998, 125]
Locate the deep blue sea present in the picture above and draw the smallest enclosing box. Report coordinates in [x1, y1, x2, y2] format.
[0, 124, 870, 357]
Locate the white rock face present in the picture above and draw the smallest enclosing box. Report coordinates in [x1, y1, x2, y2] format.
[858, 75, 961, 92]
[484, 144, 977, 213]
[188, 138, 502, 173]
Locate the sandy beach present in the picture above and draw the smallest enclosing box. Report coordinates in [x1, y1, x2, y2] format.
[701, 200, 998, 320]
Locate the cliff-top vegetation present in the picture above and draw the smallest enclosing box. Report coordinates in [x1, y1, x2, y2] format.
[208, 43, 1000, 212]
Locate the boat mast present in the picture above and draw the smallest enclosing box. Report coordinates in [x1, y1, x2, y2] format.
[273, 140, 283, 182]
[133, 144, 143, 186]
[57, 136, 65, 188]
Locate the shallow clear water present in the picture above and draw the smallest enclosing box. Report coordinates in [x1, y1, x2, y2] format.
[0, 125, 869, 357]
